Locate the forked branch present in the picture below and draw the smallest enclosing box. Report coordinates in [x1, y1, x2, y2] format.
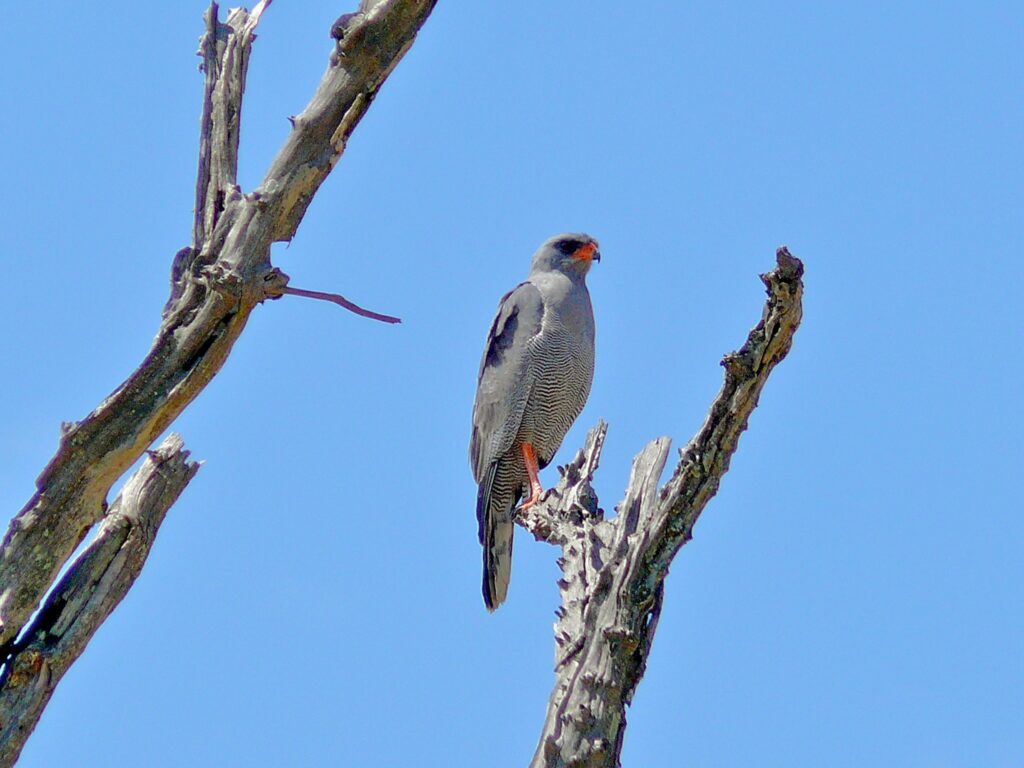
[519, 248, 804, 768]
[0, 3, 435, 763]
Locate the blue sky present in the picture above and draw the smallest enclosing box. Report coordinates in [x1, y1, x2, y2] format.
[1, 1, 1021, 765]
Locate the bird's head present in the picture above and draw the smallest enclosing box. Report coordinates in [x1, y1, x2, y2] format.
[531, 233, 601, 279]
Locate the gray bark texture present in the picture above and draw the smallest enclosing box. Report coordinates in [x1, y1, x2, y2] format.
[0, 436, 198, 767]
[0, 1, 435, 764]
[518, 249, 804, 768]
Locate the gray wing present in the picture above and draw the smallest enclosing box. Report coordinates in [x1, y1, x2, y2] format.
[469, 281, 545, 482]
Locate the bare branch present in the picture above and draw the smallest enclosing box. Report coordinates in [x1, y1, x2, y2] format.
[0, 0, 436, 660]
[522, 248, 805, 768]
[0, 435, 199, 767]
[282, 285, 402, 324]
[194, 1, 270, 248]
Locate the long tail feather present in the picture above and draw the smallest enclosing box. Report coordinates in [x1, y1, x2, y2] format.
[477, 461, 520, 611]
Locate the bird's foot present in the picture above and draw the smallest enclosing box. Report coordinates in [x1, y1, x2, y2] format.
[520, 442, 545, 509]
[520, 483, 545, 510]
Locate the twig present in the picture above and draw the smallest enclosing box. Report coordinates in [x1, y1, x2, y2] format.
[282, 286, 401, 324]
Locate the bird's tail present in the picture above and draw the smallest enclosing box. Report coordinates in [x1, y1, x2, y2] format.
[477, 462, 519, 611]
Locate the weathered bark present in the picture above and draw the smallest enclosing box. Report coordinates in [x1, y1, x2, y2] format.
[0, 436, 199, 766]
[519, 249, 804, 768]
[0, 2, 435, 763]
[0, 0, 434, 652]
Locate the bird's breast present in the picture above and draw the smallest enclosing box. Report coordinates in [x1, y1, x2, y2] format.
[517, 318, 595, 461]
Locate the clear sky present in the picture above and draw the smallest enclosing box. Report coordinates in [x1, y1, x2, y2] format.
[1, 2, 1021, 766]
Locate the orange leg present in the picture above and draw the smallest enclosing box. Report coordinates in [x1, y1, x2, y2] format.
[520, 442, 544, 509]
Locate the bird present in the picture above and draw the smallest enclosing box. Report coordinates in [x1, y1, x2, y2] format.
[470, 233, 600, 611]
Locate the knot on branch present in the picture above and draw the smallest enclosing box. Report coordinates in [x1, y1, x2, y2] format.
[261, 267, 290, 301]
[164, 247, 198, 318]
[200, 263, 244, 303]
[330, 11, 365, 64]
[771, 245, 804, 281]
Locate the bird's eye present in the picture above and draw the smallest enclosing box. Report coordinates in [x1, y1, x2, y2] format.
[555, 238, 580, 255]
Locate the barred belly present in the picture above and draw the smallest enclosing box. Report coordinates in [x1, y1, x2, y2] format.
[516, 329, 594, 467]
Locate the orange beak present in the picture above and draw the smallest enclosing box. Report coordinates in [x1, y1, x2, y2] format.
[572, 242, 601, 263]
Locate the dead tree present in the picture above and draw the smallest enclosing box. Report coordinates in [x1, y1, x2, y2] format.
[519, 250, 804, 767]
[0, 4, 803, 767]
[0, 2, 436, 764]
